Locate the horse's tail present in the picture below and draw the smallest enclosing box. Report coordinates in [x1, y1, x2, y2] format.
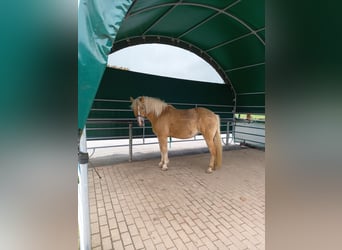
[214, 115, 222, 168]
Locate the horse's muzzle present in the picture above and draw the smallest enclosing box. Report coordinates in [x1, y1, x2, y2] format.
[137, 115, 144, 127]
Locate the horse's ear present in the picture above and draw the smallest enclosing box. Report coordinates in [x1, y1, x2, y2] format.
[139, 96, 145, 103]
[130, 97, 134, 103]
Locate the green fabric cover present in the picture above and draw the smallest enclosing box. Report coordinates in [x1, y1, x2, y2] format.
[78, 0, 133, 129]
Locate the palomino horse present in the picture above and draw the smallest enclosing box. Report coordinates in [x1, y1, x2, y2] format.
[130, 96, 222, 173]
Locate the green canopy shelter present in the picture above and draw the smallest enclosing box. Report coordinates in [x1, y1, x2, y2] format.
[79, 0, 265, 130]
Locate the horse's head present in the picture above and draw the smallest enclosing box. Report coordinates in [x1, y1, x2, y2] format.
[130, 96, 146, 127]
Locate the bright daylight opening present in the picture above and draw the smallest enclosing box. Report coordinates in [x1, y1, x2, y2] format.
[107, 44, 224, 84]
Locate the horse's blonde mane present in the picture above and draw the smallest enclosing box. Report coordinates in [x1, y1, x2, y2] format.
[142, 96, 168, 117]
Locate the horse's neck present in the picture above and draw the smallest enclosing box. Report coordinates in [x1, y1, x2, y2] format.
[145, 105, 171, 124]
[146, 112, 158, 125]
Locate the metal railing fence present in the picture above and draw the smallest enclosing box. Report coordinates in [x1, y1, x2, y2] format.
[233, 119, 265, 148]
[86, 99, 265, 161]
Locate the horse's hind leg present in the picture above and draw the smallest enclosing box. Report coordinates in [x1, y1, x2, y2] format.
[158, 136, 169, 171]
[204, 135, 216, 173]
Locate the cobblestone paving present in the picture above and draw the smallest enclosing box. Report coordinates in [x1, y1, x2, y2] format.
[88, 148, 264, 249]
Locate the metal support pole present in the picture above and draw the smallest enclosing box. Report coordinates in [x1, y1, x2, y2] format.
[142, 123, 145, 144]
[129, 123, 133, 162]
[78, 128, 91, 250]
[226, 121, 230, 145]
[232, 120, 236, 143]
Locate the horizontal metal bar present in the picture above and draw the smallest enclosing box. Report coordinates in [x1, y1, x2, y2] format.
[236, 120, 265, 124]
[235, 138, 265, 145]
[236, 92, 265, 96]
[85, 120, 127, 124]
[87, 118, 135, 123]
[235, 131, 265, 137]
[87, 118, 134, 121]
[235, 126, 265, 131]
[86, 126, 147, 132]
[86, 126, 152, 131]
[86, 127, 129, 131]
[93, 98, 131, 103]
[87, 134, 156, 141]
[216, 111, 233, 114]
[235, 122, 265, 126]
[87, 136, 130, 141]
[90, 108, 132, 112]
[236, 105, 265, 108]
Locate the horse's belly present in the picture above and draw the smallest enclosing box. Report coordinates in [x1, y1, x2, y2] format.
[170, 126, 198, 139]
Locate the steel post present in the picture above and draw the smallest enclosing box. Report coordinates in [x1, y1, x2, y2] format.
[226, 121, 230, 145]
[78, 128, 91, 250]
[129, 123, 133, 162]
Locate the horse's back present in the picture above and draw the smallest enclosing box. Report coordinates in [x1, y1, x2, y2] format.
[195, 107, 217, 121]
[172, 107, 198, 120]
[169, 107, 217, 125]
[195, 107, 215, 116]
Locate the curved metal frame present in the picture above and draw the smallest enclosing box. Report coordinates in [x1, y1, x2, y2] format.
[127, 1, 265, 45]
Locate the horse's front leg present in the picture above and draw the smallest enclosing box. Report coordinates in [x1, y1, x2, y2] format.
[158, 136, 169, 171]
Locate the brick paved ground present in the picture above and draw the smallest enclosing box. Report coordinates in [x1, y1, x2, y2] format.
[88, 148, 264, 249]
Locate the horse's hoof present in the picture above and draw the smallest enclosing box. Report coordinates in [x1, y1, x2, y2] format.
[159, 162, 163, 168]
[206, 168, 213, 174]
[162, 165, 168, 171]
